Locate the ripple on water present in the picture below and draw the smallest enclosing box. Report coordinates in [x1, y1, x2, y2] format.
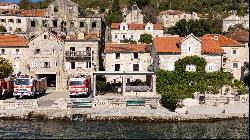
[0, 119, 248, 139]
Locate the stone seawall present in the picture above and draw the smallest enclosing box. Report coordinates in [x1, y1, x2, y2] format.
[0, 96, 249, 122]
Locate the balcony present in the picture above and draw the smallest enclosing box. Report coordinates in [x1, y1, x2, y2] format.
[65, 51, 91, 61]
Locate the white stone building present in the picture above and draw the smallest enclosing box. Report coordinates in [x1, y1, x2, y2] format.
[157, 10, 200, 29]
[110, 22, 163, 43]
[222, 13, 249, 32]
[153, 34, 224, 72]
[104, 43, 152, 83]
[0, 2, 19, 9]
[0, 35, 28, 74]
[203, 34, 249, 80]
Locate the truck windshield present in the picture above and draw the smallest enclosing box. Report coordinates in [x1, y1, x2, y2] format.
[16, 79, 31, 85]
[70, 81, 83, 86]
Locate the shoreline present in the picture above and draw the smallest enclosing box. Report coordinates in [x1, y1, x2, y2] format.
[0, 109, 248, 123]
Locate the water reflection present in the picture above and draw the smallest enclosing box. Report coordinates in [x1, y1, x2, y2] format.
[0, 119, 248, 139]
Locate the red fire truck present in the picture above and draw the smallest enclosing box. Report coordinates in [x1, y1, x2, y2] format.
[0, 78, 14, 99]
[68, 76, 91, 98]
[14, 76, 47, 98]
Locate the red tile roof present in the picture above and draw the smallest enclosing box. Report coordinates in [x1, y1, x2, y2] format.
[225, 28, 249, 42]
[110, 23, 163, 30]
[0, 35, 28, 47]
[154, 35, 224, 54]
[105, 43, 150, 53]
[203, 34, 242, 47]
[0, 9, 45, 17]
[159, 10, 182, 15]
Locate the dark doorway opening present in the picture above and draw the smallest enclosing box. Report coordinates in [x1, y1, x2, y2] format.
[37, 74, 56, 87]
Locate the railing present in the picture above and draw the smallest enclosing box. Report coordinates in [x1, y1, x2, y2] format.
[126, 86, 152, 92]
[65, 51, 91, 61]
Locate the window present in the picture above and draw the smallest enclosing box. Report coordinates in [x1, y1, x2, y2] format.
[69, 6, 74, 13]
[54, 6, 58, 12]
[86, 47, 91, 56]
[123, 26, 125, 30]
[8, 19, 14, 23]
[16, 28, 22, 32]
[92, 22, 96, 28]
[55, 61, 58, 67]
[148, 27, 150, 30]
[123, 35, 125, 39]
[115, 64, 120, 71]
[131, 35, 134, 39]
[133, 53, 138, 59]
[32, 61, 36, 68]
[186, 64, 196, 72]
[44, 35, 47, 39]
[233, 62, 238, 69]
[34, 49, 41, 55]
[52, 49, 55, 54]
[207, 63, 214, 72]
[15, 49, 19, 54]
[1, 49, 6, 55]
[232, 49, 238, 55]
[44, 62, 50, 68]
[31, 21, 36, 27]
[17, 19, 21, 23]
[115, 53, 120, 59]
[71, 62, 75, 69]
[115, 35, 118, 39]
[133, 64, 139, 71]
[86, 61, 91, 68]
[53, 20, 57, 27]
[126, 78, 130, 83]
[70, 22, 74, 27]
[80, 22, 84, 27]
[1, 19, 5, 22]
[188, 47, 191, 52]
[42, 20, 48, 27]
[9, 27, 12, 31]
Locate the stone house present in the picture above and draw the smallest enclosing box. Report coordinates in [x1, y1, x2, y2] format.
[222, 13, 249, 32]
[203, 34, 248, 80]
[152, 34, 224, 72]
[225, 28, 249, 62]
[26, 30, 65, 90]
[0, 0, 105, 42]
[0, 35, 28, 74]
[0, 9, 45, 34]
[0, 2, 19, 9]
[104, 43, 152, 83]
[110, 22, 163, 43]
[124, 3, 144, 24]
[157, 10, 200, 29]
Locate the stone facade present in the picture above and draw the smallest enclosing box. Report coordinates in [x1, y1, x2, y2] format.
[104, 43, 152, 83]
[157, 10, 200, 29]
[124, 3, 143, 24]
[110, 22, 164, 43]
[222, 14, 249, 32]
[153, 34, 223, 73]
[26, 30, 65, 90]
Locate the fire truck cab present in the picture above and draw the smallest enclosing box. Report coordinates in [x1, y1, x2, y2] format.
[68, 77, 91, 98]
[14, 77, 47, 98]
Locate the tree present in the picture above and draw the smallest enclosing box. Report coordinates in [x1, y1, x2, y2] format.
[141, 5, 158, 23]
[138, 34, 153, 44]
[0, 25, 7, 32]
[19, 0, 34, 10]
[105, 0, 123, 26]
[167, 19, 222, 37]
[0, 57, 13, 79]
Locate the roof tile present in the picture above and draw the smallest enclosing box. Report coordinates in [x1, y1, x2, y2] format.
[105, 43, 150, 53]
[0, 35, 28, 47]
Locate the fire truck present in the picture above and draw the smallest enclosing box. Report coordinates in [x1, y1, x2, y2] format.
[14, 76, 47, 98]
[68, 76, 91, 98]
[0, 78, 14, 99]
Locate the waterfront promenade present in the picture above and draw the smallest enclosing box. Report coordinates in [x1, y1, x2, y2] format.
[0, 90, 249, 122]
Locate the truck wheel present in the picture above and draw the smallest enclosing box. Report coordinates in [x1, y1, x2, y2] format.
[14, 96, 20, 99]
